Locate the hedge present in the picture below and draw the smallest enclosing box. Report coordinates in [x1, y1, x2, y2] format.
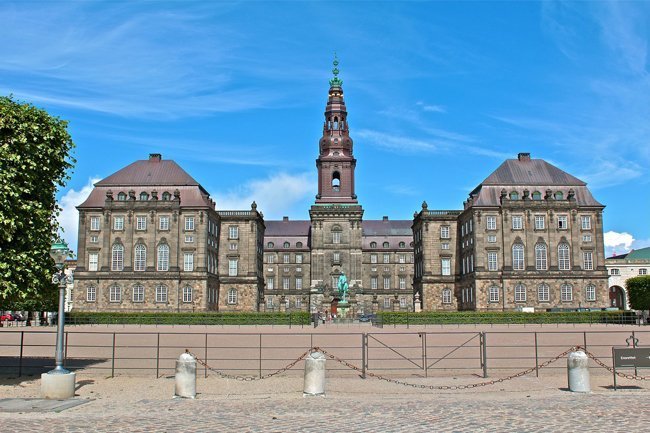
[66, 311, 311, 326]
[376, 311, 637, 325]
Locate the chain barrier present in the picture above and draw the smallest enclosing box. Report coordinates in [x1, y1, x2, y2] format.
[581, 347, 650, 381]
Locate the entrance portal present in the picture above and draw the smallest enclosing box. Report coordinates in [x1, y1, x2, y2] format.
[609, 286, 625, 309]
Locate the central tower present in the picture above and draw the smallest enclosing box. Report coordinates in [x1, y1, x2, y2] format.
[310, 57, 364, 309]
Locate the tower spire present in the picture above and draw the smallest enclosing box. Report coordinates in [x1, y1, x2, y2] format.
[329, 53, 343, 87]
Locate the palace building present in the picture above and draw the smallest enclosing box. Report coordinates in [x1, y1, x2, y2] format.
[72, 62, 609, 314]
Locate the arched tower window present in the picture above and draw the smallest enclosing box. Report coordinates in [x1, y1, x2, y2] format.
[332, 171, 341, 192]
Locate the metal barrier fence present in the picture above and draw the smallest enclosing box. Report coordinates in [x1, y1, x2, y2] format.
[1, 329, 647, 379]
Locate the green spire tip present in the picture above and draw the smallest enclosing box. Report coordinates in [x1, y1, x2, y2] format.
[329, 53, 343, 87]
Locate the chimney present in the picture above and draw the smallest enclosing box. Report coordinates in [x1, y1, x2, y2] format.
[382, 216, 388, 221]
[283, 216, 289, 222]
[149, 153, 162, 162]
[518, 152, 531, 161]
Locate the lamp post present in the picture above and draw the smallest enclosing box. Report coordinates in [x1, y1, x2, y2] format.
[48, 240, 73, 374]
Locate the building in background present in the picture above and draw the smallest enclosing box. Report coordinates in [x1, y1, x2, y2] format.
[606, 247, 650, 310]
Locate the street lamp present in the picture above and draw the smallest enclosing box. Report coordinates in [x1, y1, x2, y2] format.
[48, 240, 73, 374]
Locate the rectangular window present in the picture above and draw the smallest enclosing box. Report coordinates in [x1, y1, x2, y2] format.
[283, 254, 290, 264]
[487, 235, 497, 243]
[442, 289, 452, 304]
[582, 251, 593, 270]
[399, 297, 407, 308]
[640, 269, 648, 275]
[538, 285, 550, 302]
[266, 296, 274, 308]
[228, 259, 238, 276]
[183, 287, 193, 303]
[159, 216, 170, 230]
[296, 254, 303, 264]
[283, 277, 290, 290]
[132, 286, 144, 303]
[183, 235, 193, 243]
[558, 215, 568, 229]
[267, 254, 275, 264]
[515, 285, 526, 302]
[228, 242, 237, 250]
[586, 285, 596, 302]
[155, 286, 168, 303]
[88, 253, 99, 271]
[582, 234, 592, 242]
[90, 235, 98, 243]
[610, 268, 620, 275]
[371, 277, 378, 289]
[332, 252, 340, 264]
[295, 277, 302, 290]
[109, 286, 121, 302]
[384, 297, 391, 308]
[441, 258, 451, 276]
[561, 285, 573, 302]
[90, 216, 100, 231]
[441, 242, 450, 250]
[136, 216, 147, 230]
[512, 216, 523, 230]
[228, 226, 238, 239]
[440, 226, 450, 239]
[332, 232, 341, 244]
[371, 254, 377, 264]
[489, 286, 499, 302]
[185, 216, 195, 231]
[534, 215, 545, 230]
[184, 253, 194, 272]
[267, 277, 274, 290]
[86, 286, 96, 302]
[113, 216, 124, 231]
[487, 252, 498, 271]
[581, 216, 592, 230]
[383, 277, 390, 290]
[383, 254, 390, 264]
[399, 254, 406, 264]
[486, 216, 497, 230]
[399, 277, 406, 289]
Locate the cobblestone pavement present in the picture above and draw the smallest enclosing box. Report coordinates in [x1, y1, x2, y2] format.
[1, 374, 649, 432]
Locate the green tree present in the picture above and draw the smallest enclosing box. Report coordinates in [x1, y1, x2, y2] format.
[0, 96, 75, 310]
[626, 276, 650, 311]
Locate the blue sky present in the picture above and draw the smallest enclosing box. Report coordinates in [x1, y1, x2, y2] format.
[2, 1, 648, 257]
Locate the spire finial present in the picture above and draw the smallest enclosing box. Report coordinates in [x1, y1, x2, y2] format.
[329, 53, 343, 87]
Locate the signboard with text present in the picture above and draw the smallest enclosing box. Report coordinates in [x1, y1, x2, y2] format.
[612, 347, 650, 368]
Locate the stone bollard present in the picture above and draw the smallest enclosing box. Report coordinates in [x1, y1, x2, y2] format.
[303, 351, 326, 396]
[567, 350, 590, 393]
[174, 352, 196, 399]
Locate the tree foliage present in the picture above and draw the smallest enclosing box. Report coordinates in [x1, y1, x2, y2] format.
[627, 276, 650, 311]
[0, 96, 75, 310]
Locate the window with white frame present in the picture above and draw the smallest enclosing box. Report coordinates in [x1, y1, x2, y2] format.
[109, 285, 122, 302]
[266, 295, 273, 308]
[90, 235, 98, 243]
[157, 244, 169, 271]
[159, 216, 170, 230]
[399, 276, 406, 289]
[558, 215, 568, 229]
[610, 268, 620, 275]
[132, 285, 144, 302]
[332, 231, 341, 244]
[86, 286, 96, 302]
[228, 288, 238, 304]
[442, 288, 452, 304]
[332, 252, 340, 264]
[228, 242, 237, 250]
[183, 253, 194, 271]
[295, 298, 302, 308]
[296, 254, 303, 264]
[267, 277, 274, 290]
[486, 216, 497, 230]
[441, 258, 451, 276]
[512, 244, 525, 270]
[134, 244, 146, 271]
[111, 244, 124, 271]
[582, 234, 592, 242]
[534, 215, 545, 230]
[640, 269, 648, 275]
[370, 254, 377, 264]
[399, 297, 407, 308]
[489, 286, 499, 302]
[441, 242, 450, 250]
[284, 254, 290, 264]
[185, 216, 195, 231]
[283, 277, 290, 290]
[585, 284, 596, 301]
[295, 277, 302, 290]
[538, 284, 550, 302]
[185, 235, 194, 243]
[228, 226, 238, 239]
[535, 243, 547, 270]
[283, 241, 290, 249]
[183, 286, 193, 303]
[228, 259, 238, 276]
[383, 297, 391, 308]
[113, 216, 124, 231]
[383, 277, 390, 290]
[512, 216, 523, 230]
[90, 216, 100, 231]
[383, 254, 390, 264]
[155, 285, 168, 303]
[561, 283, 573, 301]
[399, 254, 406, 264]
[136, 216, 147, 230]
[487, 252, 498, 271]
[581, 216, 591, 230]
[89, 253, 99, 271]
[487, 235, 497, 243]
[558, 243, 570, 270]
[440, 226, 450, 239]
[582, 251, 593, 270]
[514, 284, 526, 302]
[371, 277, 378, 289]
[267, 254, 275, 264]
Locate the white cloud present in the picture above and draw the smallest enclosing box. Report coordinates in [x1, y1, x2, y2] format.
[213, 172, 315, 219]
[58, 178, 100, 256]
[416, 101, 446, 113]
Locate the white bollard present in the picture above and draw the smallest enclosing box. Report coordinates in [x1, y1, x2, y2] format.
[303, 351, 326, 396]
[567, 350, 590, 393]
[174, 352, 196, 399]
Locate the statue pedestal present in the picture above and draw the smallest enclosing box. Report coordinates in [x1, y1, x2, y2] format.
[337, 300, 350, 318]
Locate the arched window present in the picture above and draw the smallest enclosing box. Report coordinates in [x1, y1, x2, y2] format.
[117, 192, 127, 201]
[509, 191, 519, 200]
[535, 243, 547, 270]
[558, 243, 570, 270]
[157, 244, 169, 271]
[370, 242, 377, 248]
[267, 242, 274, 248]
[399, 241, 406, 248]
[283, 241, 290, 248]
[111, 244, 124, 271]
[512, 243, 525, 270]
[538, 283, 550, 302]
[332, 171, 341, 192]
[514, 284, 526, 302]
[332, 226, 341, 244]
[554, 191, 564, 200]
[227, 288, 238, 304]
[139, 192, 149, 201]
[162, 191, 171, 201]
[383, 242, 390, 248]
[296, 241, 303, 248]
[561, 283, 573, 301]
[333, 117, 339, 130]
[532, 191, 542, 200]
[134, 244, 146, 271]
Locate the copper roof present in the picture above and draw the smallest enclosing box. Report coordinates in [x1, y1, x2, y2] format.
[96, 156, 202, 188]
[481, 158, 585, 186]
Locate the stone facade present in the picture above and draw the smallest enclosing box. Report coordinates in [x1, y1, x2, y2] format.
[606, 247, 650, 310]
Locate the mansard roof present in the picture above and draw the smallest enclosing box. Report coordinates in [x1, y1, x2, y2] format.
[265, 220, 311, 237]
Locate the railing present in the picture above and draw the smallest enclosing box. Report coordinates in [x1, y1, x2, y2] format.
[2, 329, 648, 379]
